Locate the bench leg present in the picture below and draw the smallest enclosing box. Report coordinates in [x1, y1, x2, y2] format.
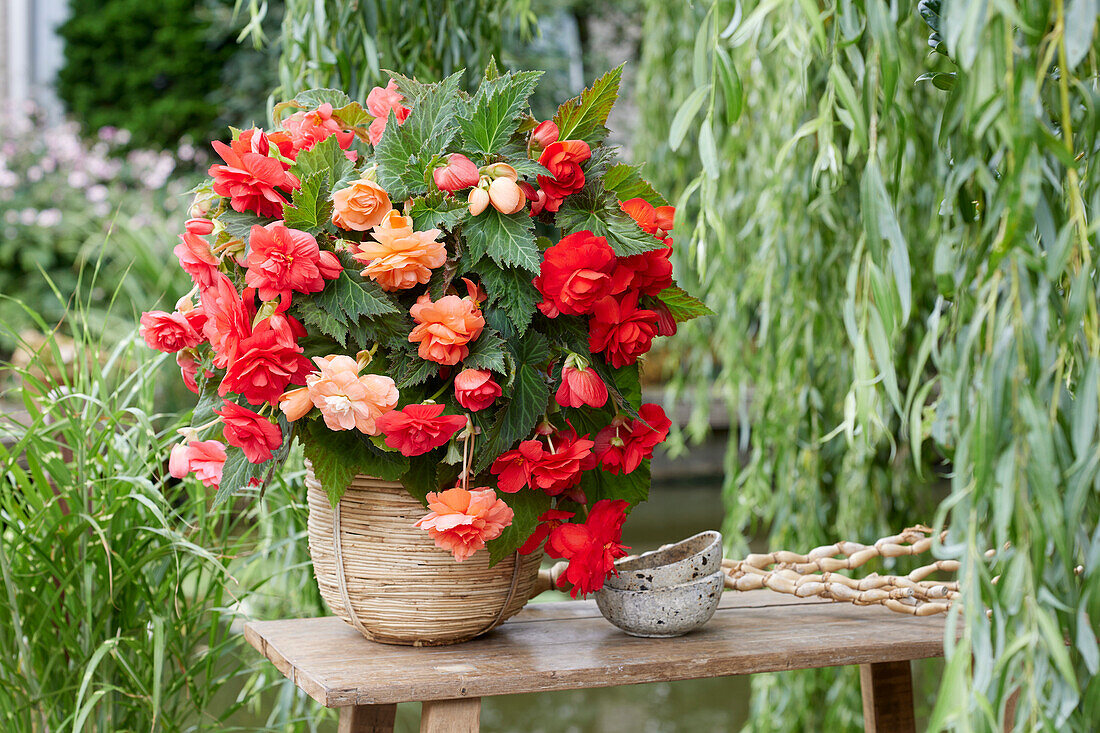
[420, 697, 481, 733]
[859, 661, 916, 733]
[338, 703, 397, 733]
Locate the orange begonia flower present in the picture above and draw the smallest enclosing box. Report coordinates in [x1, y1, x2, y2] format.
[353, 210, 446, 291]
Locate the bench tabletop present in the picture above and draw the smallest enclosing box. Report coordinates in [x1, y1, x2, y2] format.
[244, 590, 947, 707]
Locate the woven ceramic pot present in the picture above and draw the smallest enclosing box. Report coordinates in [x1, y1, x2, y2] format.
[306, 468, 542, 646]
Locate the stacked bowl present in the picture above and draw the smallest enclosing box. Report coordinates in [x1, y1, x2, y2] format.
[595, 530, 725, 637]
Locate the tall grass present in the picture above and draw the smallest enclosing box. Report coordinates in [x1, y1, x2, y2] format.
[0, 291, 324, 731]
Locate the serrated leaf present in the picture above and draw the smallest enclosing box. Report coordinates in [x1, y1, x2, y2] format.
[354, 434, 410, 482]
[402, 454, 461, 504]
[655, 285, 713, 322]
[214, 451, 270, 506]
[292, 134, 354, 188]
[219, 209, 268, 241]
[375, 73, 463, 200]
[294, 88, 353, 110]
[475, 259, 539, 335]
[474, 332, 553, 472]
[459, 70, 542, 155]
[300, 422, 366, 506]
[554, 65, 623, 144]
[557, 184, 664, 257]
[388, 347, 437, 387]
[282, 171, 333, 231]
[316, 271, 401, 321]
[486, 489, 552, 565]
[463, 208, 540, 273]
[295, 300, 350, 345]
[462, 329, 507, 373]
[510, 158, 551, 179]
[578, 459, 650, 505]
[603, 163, 669, 207]
[408, 191, 467, 231]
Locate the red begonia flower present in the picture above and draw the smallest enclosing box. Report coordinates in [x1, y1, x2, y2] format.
[374, 403, 468, 457]
[587, 291, 660, 368]
[537, 139, 591, 211]
[218, 317, 312, 406]
[490, 440, 545, 493]
[174, 230, 221, 289]
[139, 310, 204, 354]
[527, 429, 595, 498]
[518, 508, 575, 555]
[556, 363, 609, 409]
[594, 403, 671, 475]
[454, 368, 502, 412]
[533, 230, 627, 317]
[244, 222, 342, 303]
[615, 245, 673, 296]
[546, 499, 630, 598]
[199, 273, 254, 369]
[215, 400, 283, 464]
[208, 129, 299, 218]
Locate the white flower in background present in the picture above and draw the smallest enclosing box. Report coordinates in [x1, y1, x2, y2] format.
[19, 208, 38, 226]
[86, 184, 109, 203]
[0, 169, 17, 188]
[36, 209, 61, 227]
[68, 171, 90, 189]
[27, 166, 43, 182]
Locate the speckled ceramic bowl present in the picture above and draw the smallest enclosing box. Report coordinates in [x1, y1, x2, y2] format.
[605, 530, 722, 592]
[596, 570, 724, 638]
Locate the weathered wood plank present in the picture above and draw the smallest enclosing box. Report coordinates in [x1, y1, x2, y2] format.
[419, 698, 480, 732]
[338, 703, 397, 733]
[859, 661, 916, 733]
[244, 591, 947, 708]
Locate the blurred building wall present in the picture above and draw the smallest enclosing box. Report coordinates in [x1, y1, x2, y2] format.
[1, 0, 68, 116]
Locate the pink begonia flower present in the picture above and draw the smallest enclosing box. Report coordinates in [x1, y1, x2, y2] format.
[169, 440, 226, 489]
[365, 80, 411, 145]
[433, 153, 480, 192]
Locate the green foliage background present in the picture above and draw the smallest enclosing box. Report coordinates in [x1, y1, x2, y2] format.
[635, 0, 1100, 730]
[56, 0, 276, 149]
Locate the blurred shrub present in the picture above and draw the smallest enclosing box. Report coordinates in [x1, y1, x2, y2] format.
[56, 0, 276, 150]
[0, 105, 194, 353]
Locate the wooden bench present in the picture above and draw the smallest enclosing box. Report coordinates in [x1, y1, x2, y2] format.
[244, 590, 946, 732]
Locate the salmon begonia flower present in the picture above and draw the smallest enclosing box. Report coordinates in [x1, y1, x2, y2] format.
[184, 218, 215, 236]
[208, 129, 299, 218]
[433, 153, 480, 192]
[366, 80, 411, 145]
[305, 355, 399, 434]
[454, 369, 502, 412]
[139, 310, 205, 354]
[174, 231, 221, 289]
[352, 210, 446, 291]
[169, 440, 227, 489]
[215, 400, 283, 464]
[332, 178, 392, 231]
[219, 316, 313, 406]
[375, 403, 468, 456]
[281, 103, 356, 160]
[245, 222, 343, 303]
[488, 176, 526, 214]
[546, 499, 630, 598]
[408, 292, 485, 366]
[414, 487, 514, 562]
[278, 386, 313, 421]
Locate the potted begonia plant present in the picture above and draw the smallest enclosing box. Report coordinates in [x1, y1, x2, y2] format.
[144, 62, 710, 645]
